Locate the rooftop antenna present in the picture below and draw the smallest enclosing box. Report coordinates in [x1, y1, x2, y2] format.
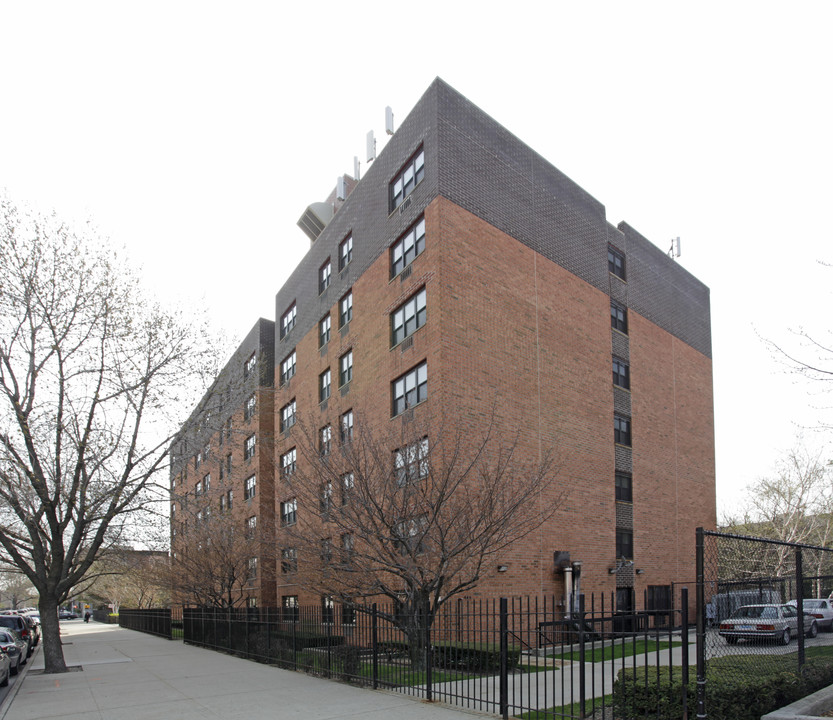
[353, 156, 361, 181]
[336, 176, 346, 201]
[668, 236, 681, 259]
[366, 130, 376, 163]
[385, 106, 395, 135]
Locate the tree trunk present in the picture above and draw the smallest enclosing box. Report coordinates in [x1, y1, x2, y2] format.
[401, 594, 432, 672]
[39, 595, 68, 673]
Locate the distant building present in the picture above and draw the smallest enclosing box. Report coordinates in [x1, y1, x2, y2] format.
[172, 78, 715, 612]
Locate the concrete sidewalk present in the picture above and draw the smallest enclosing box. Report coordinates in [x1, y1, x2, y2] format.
[1, 622, 489, 720]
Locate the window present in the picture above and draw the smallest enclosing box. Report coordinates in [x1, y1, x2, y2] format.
[319, 314, 331, 347]
[247, 556, 258, 581]
[244, 434, 256, 460]
[391, 287, 427, 346]
[612, 357, 630, 389]
[282, 595, 299, 622]
[247, 597, 258, 609]
[611, 301, 628, 334]
[341, 473, 354, 505]
[195, 479, 203, 496]
[392, 362, 428, 416]
[320, 538, 333, 563]
[280, 498, 297, 527]
[614, 414, 631, 446]
[280, 448, 297, 478]
[340, 290, 353, 328]
[341, 533, 354, 559]
[390, 147, 425, 211]
[244, 352, 256, 378]
[319, 369, 331, 403]
[195, 452, 201, 470]
[616, 529, 634, 560]
[281, 548, 297, 574]
[320, 481, 333, 513]
[244, 474, 256, 501]
[615, 472, 633, 502]
[225, 453, 232, 477]
[394, 437, 429, 486]
[281, 350, 297, 386]
[280, 399, 296, 432]
[340, 410, 353, 443]
[394, 515, 427, 554]
[320, 425, 332, 456]
[245, 515, 257, 539]
[203, 473, 210, 493]
[220, 491, 232, 512]
[339, 350, 353, 387]
[339, 234, 352, 271]
[319, 258, 331, 294]
[225, 418, 232, 442]
[281, 303, 297, 339]
[390, 217, 426, 278]
[244, 393, 256, 421]
[322, 596, 335, 624]
[342, 602, 356, 626]
[608, 245, 626, 280]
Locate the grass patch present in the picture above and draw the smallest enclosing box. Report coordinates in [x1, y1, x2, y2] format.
[516, 694, 613, 719]
[550, 639, 681, 663]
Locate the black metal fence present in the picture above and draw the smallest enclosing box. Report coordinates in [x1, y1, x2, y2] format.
[696, 528, 833, 719]
[132, 593, 688, 720]
[119, 607, 172, 639]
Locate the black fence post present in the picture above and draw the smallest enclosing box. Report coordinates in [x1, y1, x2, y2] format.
[797, 548, 805, 670]
[696, 526, 707, 720]
[371, 603, 379, 689]
[499, 597, 508, 720]
[425, 611, 432, 702]
[682, 587, 689, 720]
[578, 593, 587, 719]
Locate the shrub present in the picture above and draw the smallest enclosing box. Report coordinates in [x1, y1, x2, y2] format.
[432, 641, 521, 673]
[614, 655, 833, 720]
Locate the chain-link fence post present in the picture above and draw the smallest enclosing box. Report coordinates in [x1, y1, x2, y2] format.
[797, 548, 805, 669]
[696, 526, 707, 719]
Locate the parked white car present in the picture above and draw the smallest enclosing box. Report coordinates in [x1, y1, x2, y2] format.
[787, 599, 833, 632]
[719, 604, 817, 645]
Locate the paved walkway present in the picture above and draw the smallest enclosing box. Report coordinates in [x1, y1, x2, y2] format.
[0, 622, 489, 720]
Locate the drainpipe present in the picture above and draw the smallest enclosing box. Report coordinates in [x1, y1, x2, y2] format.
[564, 565, 573, 618]
[572, 562, 582, 612]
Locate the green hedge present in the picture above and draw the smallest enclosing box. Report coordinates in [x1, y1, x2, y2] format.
[613, 651, 833, 720]
[432, 641, 520, 673]
[375, 639, 520, 673]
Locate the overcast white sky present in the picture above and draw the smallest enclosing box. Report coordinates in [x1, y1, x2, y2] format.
[1, 1, 831, 515]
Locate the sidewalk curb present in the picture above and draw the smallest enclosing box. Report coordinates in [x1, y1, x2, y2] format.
[0, 643, 39, 720]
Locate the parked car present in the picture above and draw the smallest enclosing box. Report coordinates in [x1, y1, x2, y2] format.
[58, 609, 77, 620]
[787, 599, 833, 632]
[719, 603, 818, 645]
[0, 615, 33, 657]
[0, 648, 9, 688]
[20, 614, 39, 647]
[0, 630, 26, 675]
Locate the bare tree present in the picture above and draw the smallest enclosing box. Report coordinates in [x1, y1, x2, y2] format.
[168, 502, 259, 608]
[283, 412, 560, 669]
[0, 196, 218, 672]
[0, 570, 37, 609]
[83, 548, 171, 612]
[720, 445, 833, 585]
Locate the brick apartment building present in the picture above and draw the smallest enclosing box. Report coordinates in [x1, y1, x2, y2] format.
[171, 78, 715, 614]
[170, 319, 276, 608]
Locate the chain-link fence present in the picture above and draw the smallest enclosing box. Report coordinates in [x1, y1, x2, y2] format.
[696, 528, 833, 719]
